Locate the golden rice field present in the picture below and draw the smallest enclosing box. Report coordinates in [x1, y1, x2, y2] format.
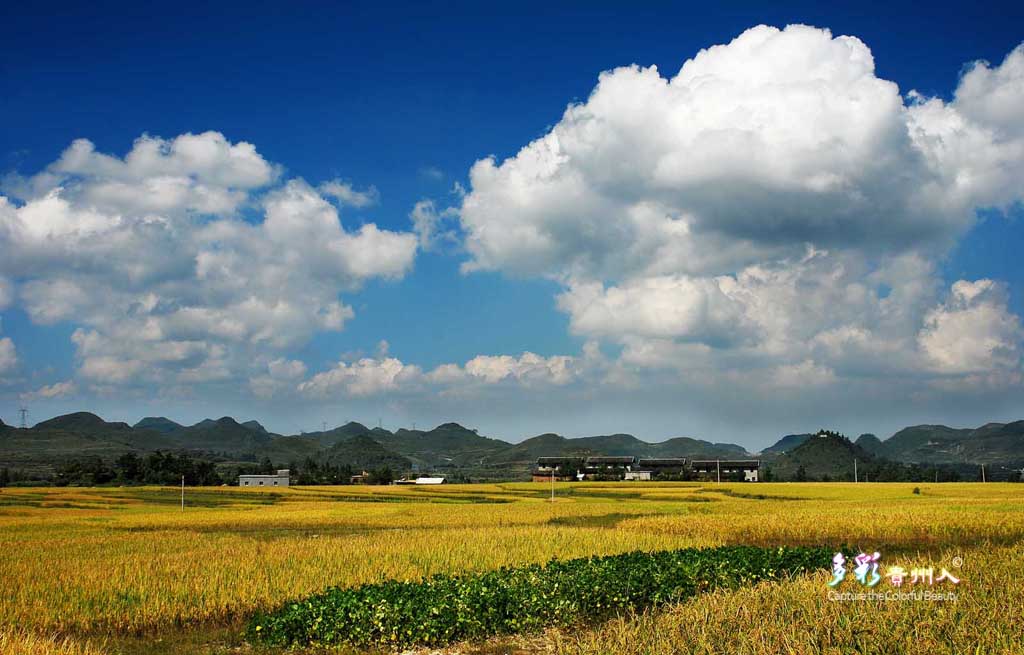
[0, 482, 1022, 654]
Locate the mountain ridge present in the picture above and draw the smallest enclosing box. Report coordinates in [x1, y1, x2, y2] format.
[4, 412, 1023, 480]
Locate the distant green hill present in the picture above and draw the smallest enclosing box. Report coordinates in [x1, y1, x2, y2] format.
[36, 412, 133, 434]
[256, 436, 323, 464]
[855, 433, 884, 455]
[133, 417, 184, 434]
[653, 436, 749, 458]
[768, 432, 876, 481]
[0, 413, 162, 474]
[302, 422, 374, 447]
[489, 433, 592, 462]
[488, 432, 748, 463]
[762, 433, 812, 454]
[241, 420, 270, 434]
[322, 434, 411, 471]
[5, 411, 1023, 481]
[880, 422, 1024, 465]
[170, 417, 276, 455]
[373, 423, 512, 468]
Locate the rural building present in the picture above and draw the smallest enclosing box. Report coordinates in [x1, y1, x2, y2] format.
[414, 476, 446, 484]
[624, 470, 652, 481]
[689, 460, 760, 482]
[637, 458, 687, 473]
[530, 455, 760, 482]
[532, 456, 585, 481]
[238, 469, 290, 487]
[582, 456, 636, 480]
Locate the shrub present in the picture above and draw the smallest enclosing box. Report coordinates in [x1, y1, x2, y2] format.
[247, 545, 832, 649]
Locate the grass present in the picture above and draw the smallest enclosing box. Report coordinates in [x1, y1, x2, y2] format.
[0, 482, 1021, 654]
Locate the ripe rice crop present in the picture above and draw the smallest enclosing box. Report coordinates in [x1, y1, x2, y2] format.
[0, 482, 1021, 654]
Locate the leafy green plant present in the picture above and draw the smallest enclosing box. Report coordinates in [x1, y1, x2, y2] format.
[247, 545, 833, 649]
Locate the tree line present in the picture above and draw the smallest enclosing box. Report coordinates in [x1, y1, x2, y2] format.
[0, 452, 403, 487]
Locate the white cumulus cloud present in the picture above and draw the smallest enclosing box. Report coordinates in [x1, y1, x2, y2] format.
[455, 24, 1024, 394]
[21, 380, 77, 401]
[919, 280, 1023, 374]
[0, 337, 16, 377]
[319, 179, 381, 208]
[299, 357, 422, 397]
[0, 132, 418, 391]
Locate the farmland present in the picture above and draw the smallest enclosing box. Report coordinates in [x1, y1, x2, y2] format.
[1, 482, 1022, 654]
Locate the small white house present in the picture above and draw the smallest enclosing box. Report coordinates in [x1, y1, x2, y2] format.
[624, 470, 652, 481]
[239, 469, 290, 487]
[414, 476, 446, 485]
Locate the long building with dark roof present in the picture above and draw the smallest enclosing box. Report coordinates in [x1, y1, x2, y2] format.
[530, 455, 759, 482]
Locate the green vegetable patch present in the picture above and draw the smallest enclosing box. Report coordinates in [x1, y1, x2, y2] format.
[247, 545, 832, 650]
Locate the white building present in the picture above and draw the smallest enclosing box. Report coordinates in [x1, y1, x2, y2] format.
[239, 469, 291, 487]
[414, 476, 446, 484]
[624, 470, 652, 481]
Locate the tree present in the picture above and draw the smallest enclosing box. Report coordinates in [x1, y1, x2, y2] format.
[115, 452, 142, 482]
[367, 467, 394, 485]
[0, 467, 8, 488]
[795, 465, 808, 482]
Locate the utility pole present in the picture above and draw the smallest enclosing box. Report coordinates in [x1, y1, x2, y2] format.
[854, 458, 858, 483]
[321, 421, 327, 433]
[716, 459, 721, 484]
[981, 465, 986, 483]
[180, 475, 185, 512]
[551, 468, 555, 503]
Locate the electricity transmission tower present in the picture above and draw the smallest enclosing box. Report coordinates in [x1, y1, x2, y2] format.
[18, 406, 28, 429]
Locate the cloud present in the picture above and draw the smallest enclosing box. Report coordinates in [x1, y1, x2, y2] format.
[454, 24, 1024, 395]
[418, 166, 445, 181]
[434, 352, 581, 387]
[557, 275, 755, 346]
[953, 45, 1024, 139]
[249, 357, 308, 398]
[0, 318, 15, 380]
[409, 199, 460, 251]
[0, 132, 418, 390]
[0, 277, 12, 309]
[4, 132, 276, 216]
[319, 180, 381, 208]
[919, 280, 1023, 374]
[460, 25, 980, 280]
[298, 350, 587, 398]
[298, 357, 422, 397]
[0, 336, 16, 376]
[21, 380, 76, 401]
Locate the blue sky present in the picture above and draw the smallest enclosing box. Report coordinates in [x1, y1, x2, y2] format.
[1, 1, 1023, 447]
